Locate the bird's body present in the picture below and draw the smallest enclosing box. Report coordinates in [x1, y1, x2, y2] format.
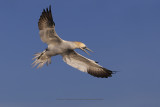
[33, 5, 116, 78]
[46, 40, 74, 56]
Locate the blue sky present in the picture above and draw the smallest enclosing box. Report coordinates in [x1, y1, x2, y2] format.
[0, 0, 160, 107]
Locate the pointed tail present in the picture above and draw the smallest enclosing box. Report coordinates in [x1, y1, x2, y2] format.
[32, 51, 51, 68]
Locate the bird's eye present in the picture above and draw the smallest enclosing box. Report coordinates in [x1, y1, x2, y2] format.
[83, 47, 87, 49]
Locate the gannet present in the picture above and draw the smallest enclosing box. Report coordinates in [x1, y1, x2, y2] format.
[33, 5, 116, 78]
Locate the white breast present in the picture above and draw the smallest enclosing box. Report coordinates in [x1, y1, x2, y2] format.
[47, 40, 75, 56]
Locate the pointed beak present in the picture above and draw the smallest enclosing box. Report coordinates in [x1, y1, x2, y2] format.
[85, 47, 94, 52]
[80, 47, 93, 55]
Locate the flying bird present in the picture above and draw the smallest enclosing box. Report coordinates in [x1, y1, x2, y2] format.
[32, 5, 116, 78]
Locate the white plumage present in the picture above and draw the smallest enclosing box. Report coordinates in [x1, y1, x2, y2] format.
[32, 5, 115, 78]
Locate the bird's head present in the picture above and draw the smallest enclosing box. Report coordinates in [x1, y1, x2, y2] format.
[74, 42, 93, 55]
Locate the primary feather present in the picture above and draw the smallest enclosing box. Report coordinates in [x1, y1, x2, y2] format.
[38, 5, 62, 45]
[62, 50, 113, 78]
[32, 5, 115, 78]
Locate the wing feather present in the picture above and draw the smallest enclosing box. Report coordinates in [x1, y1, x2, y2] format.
[38, 5, 62, 45]
[62, 50, 113, 78]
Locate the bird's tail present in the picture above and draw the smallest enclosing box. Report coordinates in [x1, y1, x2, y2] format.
[32, 51, 51, 68]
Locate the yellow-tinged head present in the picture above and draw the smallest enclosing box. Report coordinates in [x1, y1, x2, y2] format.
[74, 41, 93, 55]
[74, 42, 86, 48]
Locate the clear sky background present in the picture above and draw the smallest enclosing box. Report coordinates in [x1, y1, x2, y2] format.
[0, 0, 160, 107]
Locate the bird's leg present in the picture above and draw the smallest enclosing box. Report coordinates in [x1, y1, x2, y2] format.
[38, 48, 48, 59]
[32, 48, 51, 68]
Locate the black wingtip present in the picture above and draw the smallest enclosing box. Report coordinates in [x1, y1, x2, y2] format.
[46, 8, 49, 12]
[38, 5, 55, 30]
[49, 5, 51, 11]
[112, 71, 119, 74]
[43, 9, 45, 12]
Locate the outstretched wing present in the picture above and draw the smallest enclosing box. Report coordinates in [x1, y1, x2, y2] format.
[38, 5, 62, 45]
[62, 50, 114, 78]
